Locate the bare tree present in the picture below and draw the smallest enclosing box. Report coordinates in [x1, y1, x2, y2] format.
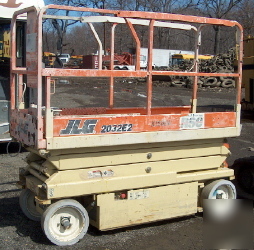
[43, 0, 241, 57]
[198, 0, 242, 54]
[48, 0, 89, 54]
[235, 0, 254, 36]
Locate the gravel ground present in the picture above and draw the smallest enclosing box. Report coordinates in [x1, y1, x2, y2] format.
[0, 83, 253, 249]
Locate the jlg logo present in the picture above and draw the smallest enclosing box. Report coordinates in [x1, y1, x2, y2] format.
[60, 119, 98, 135]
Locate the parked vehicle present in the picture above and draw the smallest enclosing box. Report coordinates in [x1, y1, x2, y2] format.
[140, 48, 194, 67]
[58, 53, 70, 64]
[171, 53, 213, 66]
[11, 4, 242, 246]
[43, 52, 56, 68]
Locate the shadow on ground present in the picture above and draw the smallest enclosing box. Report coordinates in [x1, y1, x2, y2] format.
[0, 142, 27, 154]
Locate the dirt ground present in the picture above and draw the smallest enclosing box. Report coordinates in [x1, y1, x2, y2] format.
[0, 81, 253, 249]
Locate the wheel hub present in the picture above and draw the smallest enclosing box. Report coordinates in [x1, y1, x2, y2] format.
[215, 189, 227, 199]
[61, 216, 71, 229]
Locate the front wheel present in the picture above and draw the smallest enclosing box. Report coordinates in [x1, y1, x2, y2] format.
[41, 199, 89, 246]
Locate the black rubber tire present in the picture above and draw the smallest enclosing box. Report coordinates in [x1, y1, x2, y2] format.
[171, 80, 185, 87]
[114, 66, 120, 70]
[203, 77, 218, 87]
[221, 79, 235, 88]
[19, 189, 41, 221]
[41, 199, 89, 246]
[215, 80, 221, 87]
[198, 80, 203, 87]
[219, 69, 232, 81]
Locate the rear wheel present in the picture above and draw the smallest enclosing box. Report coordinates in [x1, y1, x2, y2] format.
[201, 179, 236, 201]
[41, 199, 89, 246]
[201, 180, 236, 220]
[19, 189, 41, 221]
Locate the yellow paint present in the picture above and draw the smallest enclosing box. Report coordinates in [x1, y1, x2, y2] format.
[0, 28, 10, 58]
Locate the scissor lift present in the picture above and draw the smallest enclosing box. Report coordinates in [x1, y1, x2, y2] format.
[10, 5, 243, 246]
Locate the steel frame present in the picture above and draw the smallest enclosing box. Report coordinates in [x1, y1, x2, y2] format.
[10, 5, 243, 150]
